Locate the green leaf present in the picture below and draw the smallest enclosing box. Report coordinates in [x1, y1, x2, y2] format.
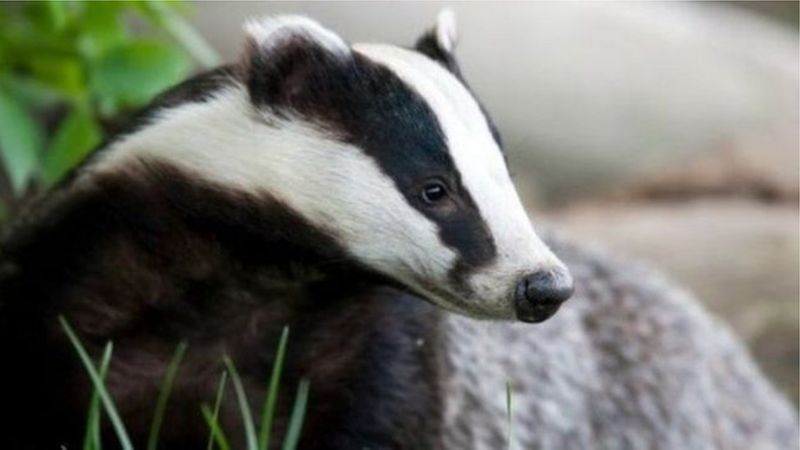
[281, 380, 309, 450]
[1, 73, 70, 108]
[59, 316, 134, 450]
[19, 1, 67, 34]
[44, 0, 69, 31]
[79, 2, 129, 59]
[89, 39, 191, 115]
[26, 55, 86, 98]
[0, 89, 43, 194]
[147, 342, 189, 450]
[43, 105, 101, 187]
[258, 326, 290, 450]
[1, 32, 81, 71]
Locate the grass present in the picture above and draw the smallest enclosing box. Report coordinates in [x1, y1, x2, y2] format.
[282, 379, 310, 450]
[147, 342, 188, 450]
[60, 317, 309, 450]
[82, 343, 113, 450]
[259, 326, 289, 450]
[204, 371, 230, 450]
[202, 399, 232, 450]
[223, 356, 259, 450]
[60, 316, 134, 450]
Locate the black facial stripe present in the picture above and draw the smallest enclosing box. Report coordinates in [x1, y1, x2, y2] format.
[246, 47, 497, 278]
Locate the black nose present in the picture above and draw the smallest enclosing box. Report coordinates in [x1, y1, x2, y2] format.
[514, 270, 574, 323]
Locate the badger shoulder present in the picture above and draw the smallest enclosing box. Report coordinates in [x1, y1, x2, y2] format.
[440, 230, 798, 450]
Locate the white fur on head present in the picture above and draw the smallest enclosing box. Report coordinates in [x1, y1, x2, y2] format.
[243, 15, 350, 56]
[435, 9, 458, 53]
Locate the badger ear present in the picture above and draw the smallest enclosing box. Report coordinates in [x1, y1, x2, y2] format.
[241, 16, 351, 112]
[414, 9, 460, 71]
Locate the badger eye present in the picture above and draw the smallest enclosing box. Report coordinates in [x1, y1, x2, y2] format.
[421, 181, 448, 204]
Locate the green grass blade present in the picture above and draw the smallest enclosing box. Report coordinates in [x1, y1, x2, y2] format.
[82, 343, 113, 450]
[206, 371, 229, 450]
[202, 404, 232, 450]
[147, 341, 188, 450]
[224, 356, 259, 450]
[281, 379, 310, 450]
[506, 381, 513, 450]
[258, 326, 289, 450]
[59, 316, 133, 450]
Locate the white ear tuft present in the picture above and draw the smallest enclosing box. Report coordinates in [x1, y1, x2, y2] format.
[435, 8, 458, 53]
[243, 15, 349, 56]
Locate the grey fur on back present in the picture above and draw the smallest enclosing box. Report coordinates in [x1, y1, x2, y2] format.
[441, 231, 798, 450]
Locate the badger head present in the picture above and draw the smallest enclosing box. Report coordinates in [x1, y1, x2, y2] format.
[96, 11, 573, 323]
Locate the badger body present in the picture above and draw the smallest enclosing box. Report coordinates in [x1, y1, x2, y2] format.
[442, 235, 799, 450]
[0, 13, 796, 450]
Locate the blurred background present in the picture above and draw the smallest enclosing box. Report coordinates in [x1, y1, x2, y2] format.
[0, 2, 797, 406]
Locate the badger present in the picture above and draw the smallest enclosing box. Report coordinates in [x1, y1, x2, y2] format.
[0, 11, 796, 450]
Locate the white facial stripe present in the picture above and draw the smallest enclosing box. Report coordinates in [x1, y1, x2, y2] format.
[85, 86, 456, 292]
[354, 44, 565, 313]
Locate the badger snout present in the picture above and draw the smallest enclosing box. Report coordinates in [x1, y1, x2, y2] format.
[514, 269, 574, 323]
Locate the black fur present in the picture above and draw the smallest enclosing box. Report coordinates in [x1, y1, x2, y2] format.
[1, 161, 444, 449]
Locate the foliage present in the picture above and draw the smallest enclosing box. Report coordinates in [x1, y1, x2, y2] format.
[61, 318, 309, 450]
[0, 1, 219, 214]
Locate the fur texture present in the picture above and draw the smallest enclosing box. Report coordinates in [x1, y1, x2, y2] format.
[0, 12, 796, 450]
[0, 162, 445, 449]
[442, 233, 799, 449]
